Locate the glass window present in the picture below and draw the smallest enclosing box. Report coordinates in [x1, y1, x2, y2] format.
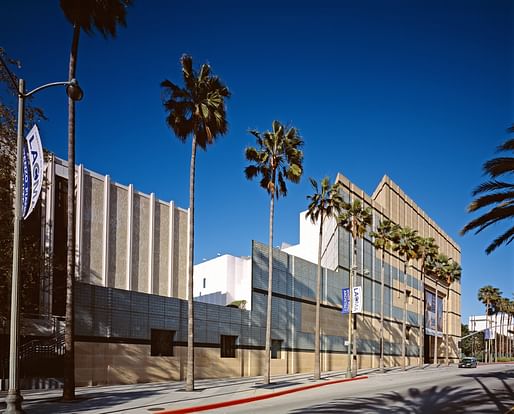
[271, 339, 282, 359]
[151, 329, 174, 356]
[221, 335, 237, 358]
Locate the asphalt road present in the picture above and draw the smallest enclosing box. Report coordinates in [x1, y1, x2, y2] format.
[209, 364, 514, 413]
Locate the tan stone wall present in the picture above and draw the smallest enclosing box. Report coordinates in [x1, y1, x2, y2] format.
[76, 342, 356, 386]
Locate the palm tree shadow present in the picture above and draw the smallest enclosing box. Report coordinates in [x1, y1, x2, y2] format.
[459, 369, 514, 413]
[289, 385, 496, 413]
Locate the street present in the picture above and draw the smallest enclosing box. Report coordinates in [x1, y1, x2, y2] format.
[210, 364, 514, 414]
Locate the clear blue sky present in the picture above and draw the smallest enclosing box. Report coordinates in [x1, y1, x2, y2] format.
[2, 0, 513, 324]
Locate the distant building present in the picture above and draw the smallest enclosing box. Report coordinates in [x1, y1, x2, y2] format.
[193, 254, 252, 308]
[469, 314, 514, 338]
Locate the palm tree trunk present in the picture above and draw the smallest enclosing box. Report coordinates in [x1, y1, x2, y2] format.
[263, 192, 274, 384]
[185, 135, 197, 392]
[444, 285, 450, 366]
[434, 282, 438, 365]
[418, 264, 425, 367]
[486, 301, 490, 363]
[402, 261, 407, 370]
[63, 24, 80, 401]
[494, 313, 498, 362]
[351, 236, 357, 377]
[314, 215, 323, 380]
[507, 314, 512, 358]
[379, 249, 385, 373]
[500, 312, 503, 358]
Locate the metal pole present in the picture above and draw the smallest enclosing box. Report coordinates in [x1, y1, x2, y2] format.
[346, 267, 353, 378]
[5, 78, 25, 414]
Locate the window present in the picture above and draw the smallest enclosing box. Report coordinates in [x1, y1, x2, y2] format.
[221, 335, 237, 358]
[203, 278, 206, 289]
[151, 329, 174, 356]
[406, 326, 411, 341]
[271, 339, 282, 359]
[406, 289, 413, 304]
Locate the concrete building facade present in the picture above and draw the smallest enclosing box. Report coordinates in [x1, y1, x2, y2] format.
[69, 172, 461, 386]
[38, 155, 189, 318]
[10, 158, 461, 386]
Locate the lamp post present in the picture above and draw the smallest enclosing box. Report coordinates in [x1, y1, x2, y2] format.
[0, 55, 83, 414]
[346, 265, 356, 378]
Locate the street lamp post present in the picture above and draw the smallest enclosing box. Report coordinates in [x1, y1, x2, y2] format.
[346, 265, 355, 378]
[0, 56, 82, 414]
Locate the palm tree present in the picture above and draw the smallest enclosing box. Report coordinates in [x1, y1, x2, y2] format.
[507, 299, 514, 358]
[306, 177, 344, 380]
[162, 55, 230, 391]
[392, 227, 419, 370]
[338, 199, 372, 377]
[442, 259, 461, 365]
[461, 125, 514, 254]
[478, 285, 502, 363]
[505, 297, 513, 358]
[430, 253, 449, 365]
[245, 120, 303, 384]
[59, 0, 132, 400]
[415, 236, 439, 367]
[370, 219, 398, 373]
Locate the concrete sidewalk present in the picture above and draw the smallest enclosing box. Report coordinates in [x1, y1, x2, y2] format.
[0, 364, 444, 414]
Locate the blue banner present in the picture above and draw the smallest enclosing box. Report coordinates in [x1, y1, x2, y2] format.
[342, 288, 350, 314]
[22, 144, 31, 218]
[425, 290, 443, 337]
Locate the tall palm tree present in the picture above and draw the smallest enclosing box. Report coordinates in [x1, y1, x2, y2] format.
[430, 253, 449, 365]
[461, 125, 514, 254]
[162, 55, 230, 391]
[442, 259, 461, 365]
[392, 227, 419, 370]
[505, 297, 513, 358]
[415, 236, 439, 367]
[478, 285, 502, 363]
[338, 199, 372, 377]
[507, 299, 514, 358]
[370, 219, 397, 373]
[245, 120, 303, 384]
[306, 177, 344, 380]
[59, 0, 132, 400]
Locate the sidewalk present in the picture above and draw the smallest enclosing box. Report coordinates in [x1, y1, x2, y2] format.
[0, 364, 442, 414]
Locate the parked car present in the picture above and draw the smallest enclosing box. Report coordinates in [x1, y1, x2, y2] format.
[458, 357, 477, 368]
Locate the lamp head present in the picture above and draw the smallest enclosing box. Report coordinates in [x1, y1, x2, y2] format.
[66, 78, 83, 101]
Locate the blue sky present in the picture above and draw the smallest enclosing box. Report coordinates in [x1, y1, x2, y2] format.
[2, 0, 513, 323]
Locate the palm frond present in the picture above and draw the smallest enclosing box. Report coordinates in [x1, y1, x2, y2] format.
[468, 191, 514, 212]
[60, 0, 132, 38]
[461, 205, 514, 235]
[483, 157, 514, 178]
[472, 180, 514, 196]
[497, 138, 514, 152]
[244, 165, 260, 180]
[485, 225, 514, 254]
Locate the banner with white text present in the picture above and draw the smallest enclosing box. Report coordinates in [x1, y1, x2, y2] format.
[22, 125, 44, 220]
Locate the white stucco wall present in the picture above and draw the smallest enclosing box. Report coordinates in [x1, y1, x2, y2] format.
[282, 211, 338, 269]
[469, 314, 514, 337]
[193, 254, 252, 309]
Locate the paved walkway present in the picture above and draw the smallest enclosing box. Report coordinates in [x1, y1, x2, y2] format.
[0, 364, 445, 414]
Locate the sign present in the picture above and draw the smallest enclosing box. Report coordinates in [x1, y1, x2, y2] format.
[342, 288, 350, 314]
[352, 286, 362, 313]
[425, 290, 443, 337]
[484, 328, 494, 340]
[22, 125, 44, 220]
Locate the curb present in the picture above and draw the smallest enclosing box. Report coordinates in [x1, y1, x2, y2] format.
[160, 375, 368, 414]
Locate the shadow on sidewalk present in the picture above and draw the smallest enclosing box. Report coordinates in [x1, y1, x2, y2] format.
[289, 385, 495, 413]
